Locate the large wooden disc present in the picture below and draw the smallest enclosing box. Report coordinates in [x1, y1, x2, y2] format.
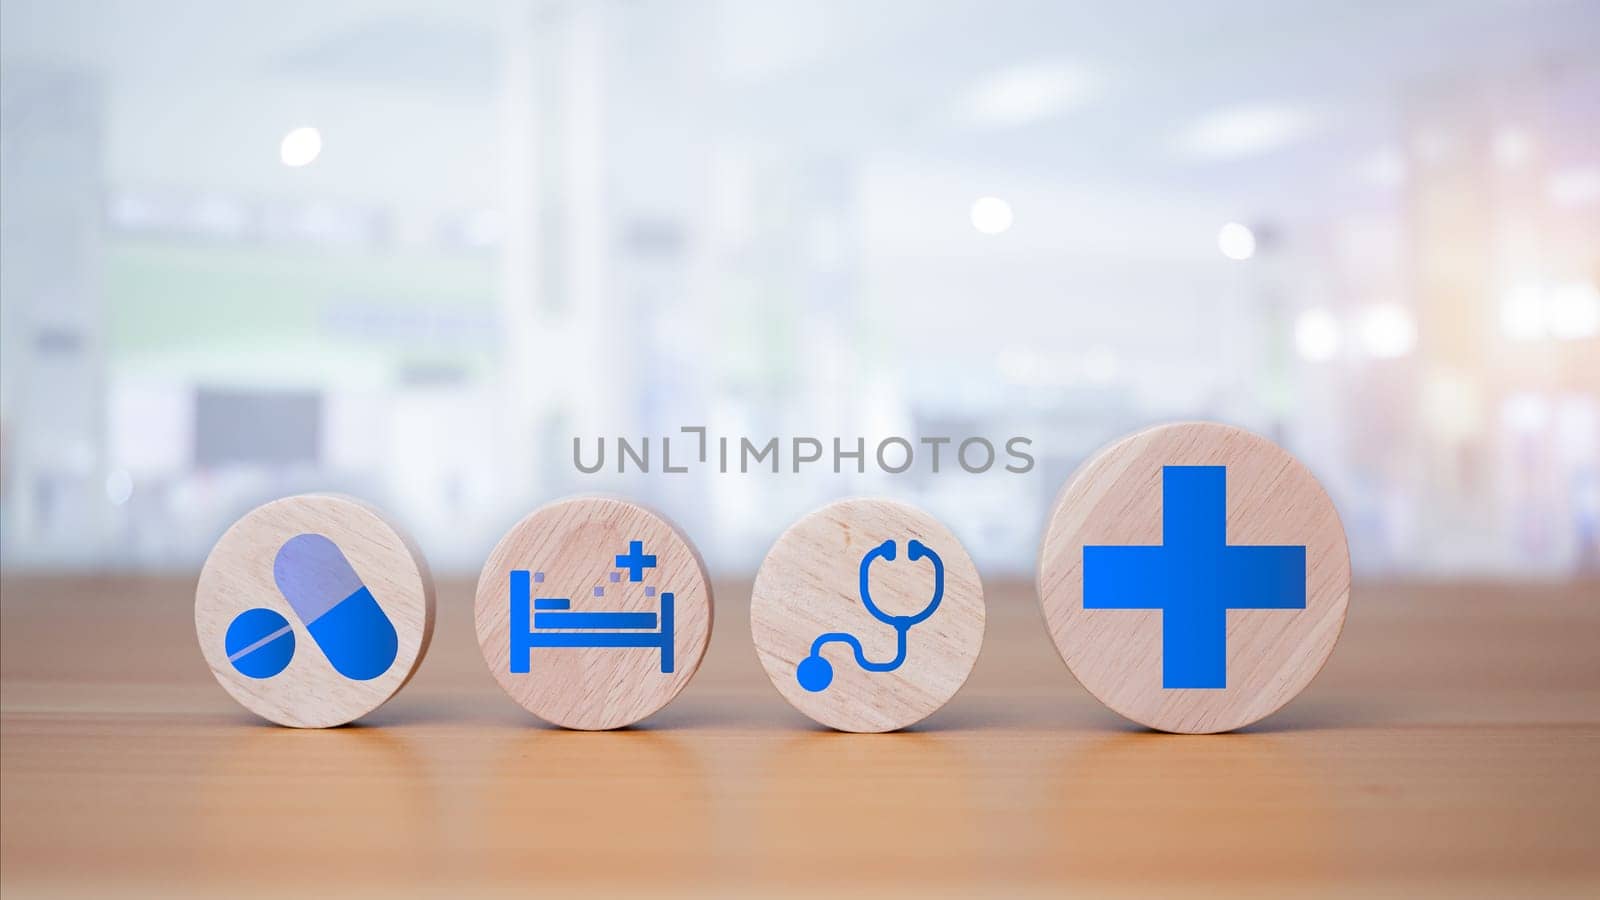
[1037, 422, 1351, 733]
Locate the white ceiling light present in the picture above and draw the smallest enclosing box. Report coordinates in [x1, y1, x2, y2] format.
[1547, 167, 1600, 208]
[1500, 284, 1547, 341]
[953, 61, 1096, 129]
[1216, 222, 1255, 261]
[1501, 282, 1600, 341]
[970, 197, 1013, 235]
[280, 126, 323, 168]
[1547, 281, 1600, 340]
[1177, 104, 1314, 159]
[1294, 308, 1341, 362]
[1359, 304, 1417, 359]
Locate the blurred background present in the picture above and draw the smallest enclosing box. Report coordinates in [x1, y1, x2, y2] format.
[1, 0, 1596, 579]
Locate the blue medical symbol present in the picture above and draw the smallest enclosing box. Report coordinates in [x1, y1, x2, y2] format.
[225, 607, 296, 679]
[615, 540, 657, 582]
[508, 541, 676, 674]
[1083, 466, 1306, 689]
[224, 534, 399, 682]
[796, 539, 944, 693]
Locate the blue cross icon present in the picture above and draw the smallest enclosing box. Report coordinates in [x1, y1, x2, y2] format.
[615, 540, 657, 582]
[1083, 466, 1306, 689]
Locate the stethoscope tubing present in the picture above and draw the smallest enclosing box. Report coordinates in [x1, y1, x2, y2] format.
[808, 538, 944, 672]
[808, 626, 908, 672]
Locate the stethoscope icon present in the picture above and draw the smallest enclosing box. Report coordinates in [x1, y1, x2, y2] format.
[796, 538, 945, 692]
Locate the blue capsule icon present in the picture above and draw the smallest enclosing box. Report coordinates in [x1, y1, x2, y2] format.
[223, 533, 399, 682]
[272, 533, 399, 681]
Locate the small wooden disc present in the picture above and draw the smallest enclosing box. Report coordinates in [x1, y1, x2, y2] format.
[1037, 422, 1351, 734]
[751, 498, 986, 733]
[195, 494, 436, 728]
[474, 497, 713, 730]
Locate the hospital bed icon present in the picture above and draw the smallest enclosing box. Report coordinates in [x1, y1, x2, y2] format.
[507, 569, 676, 674]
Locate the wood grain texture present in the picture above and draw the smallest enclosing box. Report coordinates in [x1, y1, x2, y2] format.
[750, 498, 985, 732]
[474, 496, 713, 730]
[2, 575, 1597, 897]
[194, 494, 434, 728]
[1038, 423, 1351, 733]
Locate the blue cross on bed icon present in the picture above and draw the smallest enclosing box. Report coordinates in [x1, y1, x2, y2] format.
[1083, 466, 1307, 689]
[615, 540, 656, 582]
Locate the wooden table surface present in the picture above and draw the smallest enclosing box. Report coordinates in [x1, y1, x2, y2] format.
[2, 575, 1597, 897]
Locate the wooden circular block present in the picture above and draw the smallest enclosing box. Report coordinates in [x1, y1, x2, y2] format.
[474, 496, 713, 730]
[751, 498, 986, 733]
[1037, 422, 1351, 734]
[195, 494, 435, 728]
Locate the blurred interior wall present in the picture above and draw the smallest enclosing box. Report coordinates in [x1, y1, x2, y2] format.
[1, 65, 108, 565]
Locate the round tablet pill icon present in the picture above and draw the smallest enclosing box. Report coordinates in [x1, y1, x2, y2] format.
[1036, 422, 1351, 734]
[196, 494, 435, 728]
[225, 608, 295, 679]
[751, 498, 986, 733]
